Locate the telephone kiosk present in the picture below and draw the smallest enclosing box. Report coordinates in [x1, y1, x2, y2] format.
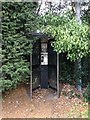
[32, 38, 57, 90]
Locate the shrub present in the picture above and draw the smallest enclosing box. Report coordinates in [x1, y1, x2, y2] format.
[2, 2, 38, 92]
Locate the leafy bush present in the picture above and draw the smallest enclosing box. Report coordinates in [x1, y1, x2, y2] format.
[41, 12, 90, 61]
[2, 2, 38, 92]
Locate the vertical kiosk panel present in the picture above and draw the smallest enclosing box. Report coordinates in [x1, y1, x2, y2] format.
[32, 40, 40, 89]
[48, 42, 57, 89]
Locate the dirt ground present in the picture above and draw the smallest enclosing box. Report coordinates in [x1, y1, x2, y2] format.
[2, 84, 88, 118]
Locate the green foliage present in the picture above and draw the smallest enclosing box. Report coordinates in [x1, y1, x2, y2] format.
[59, 54, 74, 85]
[81, 55, 90, 86]
[2, 2, 38, 92]
[41, 12, 90, 61]
[83, 83, 90, 102]
[82, 8, 90, 25]
[59, 54, 90, 87]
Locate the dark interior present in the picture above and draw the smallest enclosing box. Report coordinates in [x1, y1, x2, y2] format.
[32, 39, 57, 90]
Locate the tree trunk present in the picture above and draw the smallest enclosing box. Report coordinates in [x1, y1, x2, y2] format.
[75, 1, 82, 92]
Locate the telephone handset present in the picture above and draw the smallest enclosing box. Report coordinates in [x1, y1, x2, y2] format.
[41, 53, 48, 65]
